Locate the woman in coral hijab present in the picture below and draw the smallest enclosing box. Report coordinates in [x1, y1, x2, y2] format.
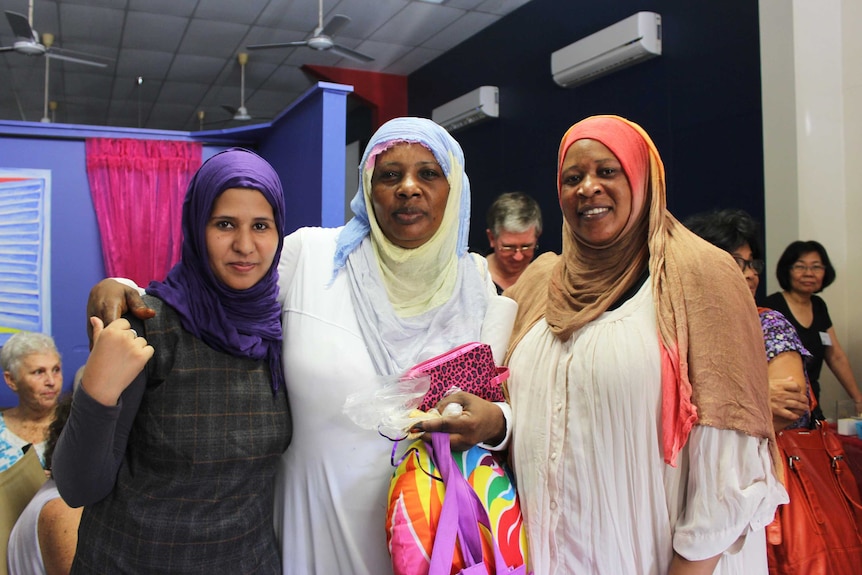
[427, 115, 788, 574]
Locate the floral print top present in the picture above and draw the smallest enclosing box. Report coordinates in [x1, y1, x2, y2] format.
[759, 308, 813, 429]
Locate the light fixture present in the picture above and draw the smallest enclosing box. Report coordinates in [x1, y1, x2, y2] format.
[136, 76, 143, 127]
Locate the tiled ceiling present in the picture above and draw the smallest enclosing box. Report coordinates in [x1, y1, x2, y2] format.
[0, 0, 533, 131]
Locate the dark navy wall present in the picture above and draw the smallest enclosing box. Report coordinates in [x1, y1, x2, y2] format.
[408, 0, 764, 256]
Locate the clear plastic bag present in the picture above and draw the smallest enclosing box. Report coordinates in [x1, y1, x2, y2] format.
[342, 374, 462, 438]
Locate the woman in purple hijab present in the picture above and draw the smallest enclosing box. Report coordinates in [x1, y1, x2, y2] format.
[53, 148, 292, 574]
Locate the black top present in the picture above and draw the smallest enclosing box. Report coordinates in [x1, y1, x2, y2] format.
[54, 296, 291, 574]
[761, 292, 832, 420]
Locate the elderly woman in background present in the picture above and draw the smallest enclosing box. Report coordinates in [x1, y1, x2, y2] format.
[763, 240, 862, 420]
[684, 209, 812, 431]
[85, 118, 511, 574]
[426, 116, 788, 574]
[7, 394, 82, 575]
[485, 191, 543, 293]
[0, 332, 63, 471]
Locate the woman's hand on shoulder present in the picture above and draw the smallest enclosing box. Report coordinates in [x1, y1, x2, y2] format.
[81, 317, 154, 407]
[411, 391, 506, 451]
[87, 279, 155, 347]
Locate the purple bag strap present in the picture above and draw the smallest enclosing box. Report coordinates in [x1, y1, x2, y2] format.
[426, 432, 523, 575]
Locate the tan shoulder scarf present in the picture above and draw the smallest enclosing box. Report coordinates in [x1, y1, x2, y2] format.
[506, 116, 776, 472]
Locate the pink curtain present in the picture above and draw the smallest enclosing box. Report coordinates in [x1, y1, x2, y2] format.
[86, 139, 202, 285]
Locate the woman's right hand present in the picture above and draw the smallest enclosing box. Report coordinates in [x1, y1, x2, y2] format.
[770, 376, 808, 430]
[86, 279, 155, 347]
[767, 350, 809, 431]
[411, 391, 507, 451]
[82, 317, 154, 407]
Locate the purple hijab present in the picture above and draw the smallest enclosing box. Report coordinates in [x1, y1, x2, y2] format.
[148, 147, 285, 393]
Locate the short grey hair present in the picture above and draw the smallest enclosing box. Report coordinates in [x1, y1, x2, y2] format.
[486, 192, 543, 238]
[0, 331, 60, 381]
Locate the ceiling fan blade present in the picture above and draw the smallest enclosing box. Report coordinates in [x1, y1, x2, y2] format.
[51, 45, 114, 61]
[321, 14, 351, 38]
[201, 114, 235, 127]
[329, 44, 374, 63]
[247, 40, 309, 50]
[221, 105, 238, 115]
[46, 52, 107, 68]
[5, 11, 35, 40]
[0, 45, 16, 52]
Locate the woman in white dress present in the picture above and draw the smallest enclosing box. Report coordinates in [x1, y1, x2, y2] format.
[271, 117, 514, 574]
[426, 115, 788, 574]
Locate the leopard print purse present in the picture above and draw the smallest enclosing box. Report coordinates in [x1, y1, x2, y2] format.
[403, 342, 508, 412]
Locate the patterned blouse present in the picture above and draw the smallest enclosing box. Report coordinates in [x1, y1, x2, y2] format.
[759, 308, 813, 429]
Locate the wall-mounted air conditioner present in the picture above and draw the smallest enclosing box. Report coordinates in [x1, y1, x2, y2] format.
[431, 86, 499, 133]
[551, 12, 661, 88]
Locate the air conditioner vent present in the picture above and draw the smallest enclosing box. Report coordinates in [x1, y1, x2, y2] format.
[551, 12, 661, 88]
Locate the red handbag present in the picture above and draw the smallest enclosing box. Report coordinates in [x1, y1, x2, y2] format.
[766, 421, 862, 574]
[403, 342, 508, 412]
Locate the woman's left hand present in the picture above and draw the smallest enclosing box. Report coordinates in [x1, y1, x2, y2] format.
[410, 391, 506, 451]
[83, 317, 154, 406]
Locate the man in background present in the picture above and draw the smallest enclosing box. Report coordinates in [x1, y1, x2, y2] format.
[485, 192, 542, 294]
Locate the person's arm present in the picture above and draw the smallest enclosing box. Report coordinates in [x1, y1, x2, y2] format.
[38, 498, 83, 575]
[823, 326, 862, 414]
[767, 351, 808, 430]
[53, 317, 152, 506]
[668, 552, 721, 575]
[86, 279, 154, 345]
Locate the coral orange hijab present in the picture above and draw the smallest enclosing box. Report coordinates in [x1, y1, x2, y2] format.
[507, 116, 774, 468]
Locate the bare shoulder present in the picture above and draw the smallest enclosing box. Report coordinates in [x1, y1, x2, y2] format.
[38, 498, 82, 575]
[39, 497, 82, 525]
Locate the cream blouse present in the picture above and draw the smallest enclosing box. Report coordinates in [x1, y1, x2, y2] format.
[507, 280, 787, 575]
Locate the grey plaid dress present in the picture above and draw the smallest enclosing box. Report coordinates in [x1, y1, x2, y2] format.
[71, 297, 291, 574]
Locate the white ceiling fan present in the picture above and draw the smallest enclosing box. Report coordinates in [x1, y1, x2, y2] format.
[219, 52, 261, 123]
[246, 0, 373, 63]
[0, 1, 107, 68]
[203, 52, 265, 127]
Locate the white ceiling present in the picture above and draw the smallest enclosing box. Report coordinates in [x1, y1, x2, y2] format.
[0, 0, 533, 131]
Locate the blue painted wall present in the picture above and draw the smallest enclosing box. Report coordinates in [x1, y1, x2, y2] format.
[257, 83, 351, 231]
[0, 82, 352, 406]
[0, 137, 103, 397]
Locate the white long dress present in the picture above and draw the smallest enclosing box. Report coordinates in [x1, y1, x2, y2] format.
[507, 279, 787, 575]
[273, 227, 391, 575]
[273, 227, 500, 575]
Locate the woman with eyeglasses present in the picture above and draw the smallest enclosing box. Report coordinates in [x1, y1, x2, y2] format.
[763, 240, 862, 420]
[485, 191, 543, 294]
[685, 209, 812, 431]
